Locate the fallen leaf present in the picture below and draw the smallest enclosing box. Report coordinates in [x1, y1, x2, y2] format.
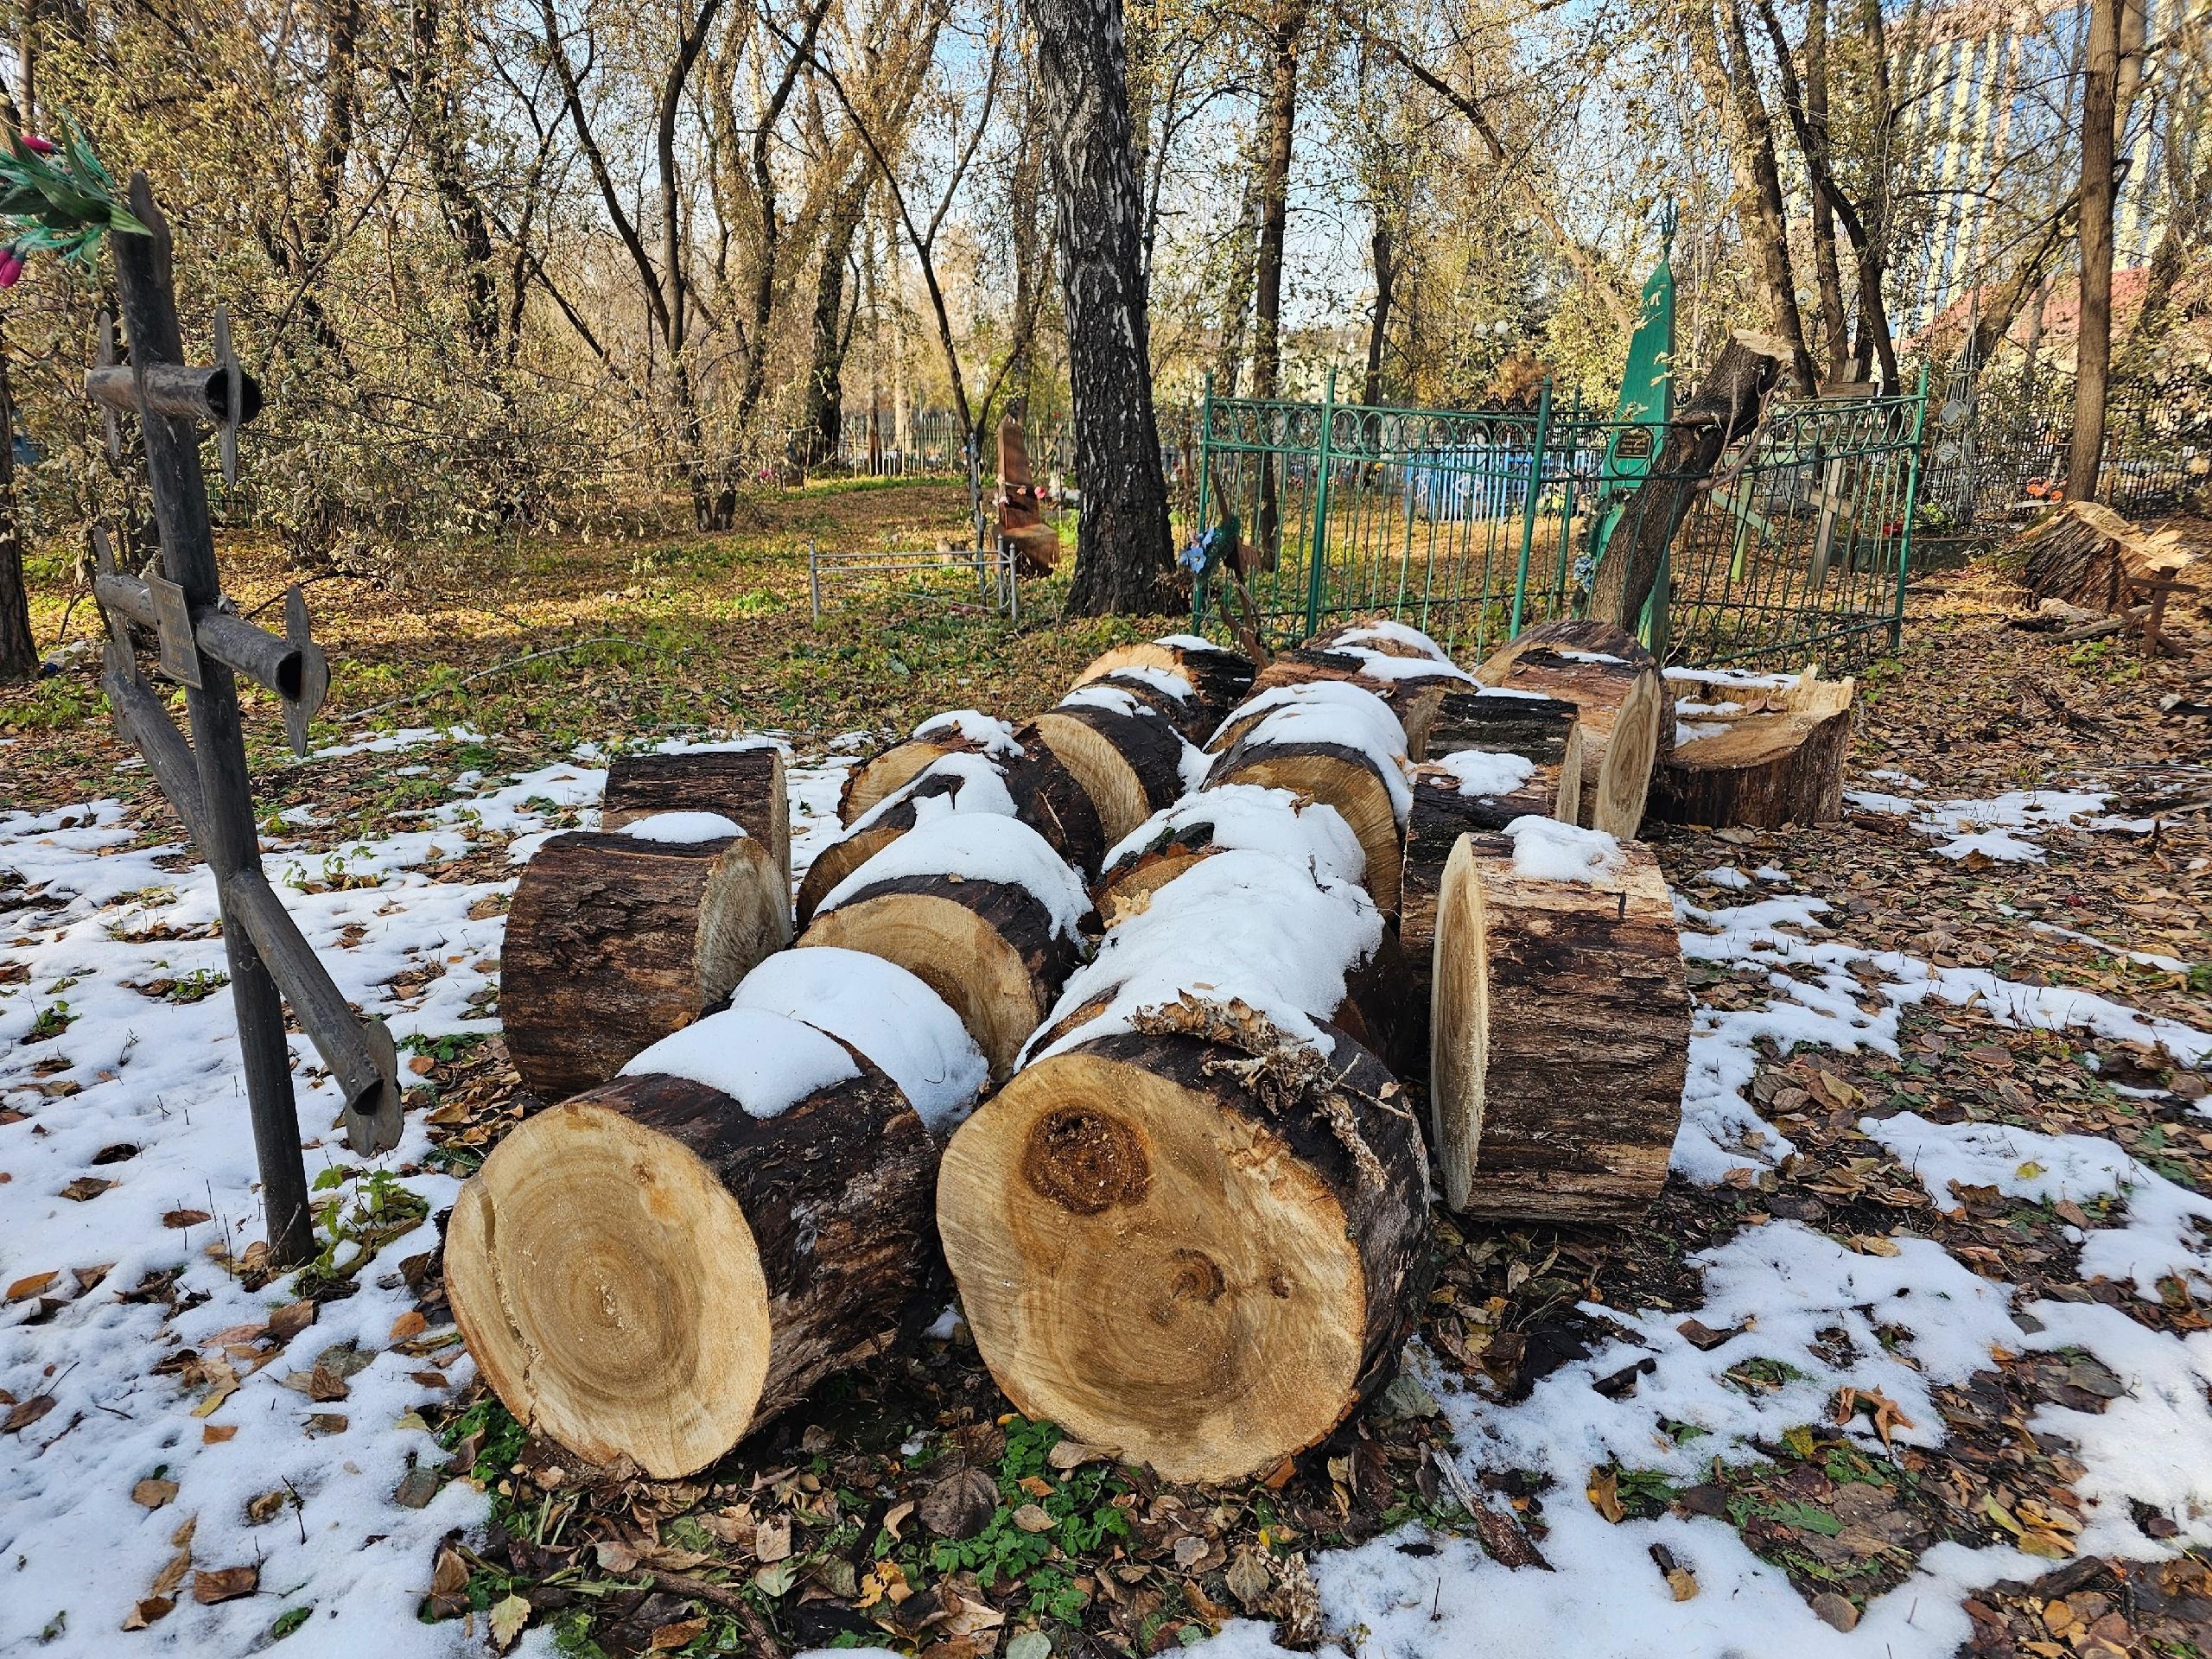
[132, 1478, 180, 1510]
[1011, 1503, 1054, 1533]
[753, 1560, 799, 1598]
[1667, 1567, 1700, 1601]
[1846, 1233, 1901, 1257]
[881, 1500, 915, 1541]
[1046, 1439, 1112, 1471]
[150, 1549, 192, 1599]
[649, 1616, 708, 1650]
[266, 1300, 316, 1340]
[489, 1592, 532, 1650]
[161, 1209, 212, 1229]
[429, 1549, 469, 1598]
[246, 1490, 290, 1525]
[60, 1175, 117, 1201]
[1587, 1467, 1626, 1523]
[192, 1566, 258, 1605]
[753, 1514, 792, 1562]
[121, 1596, 175, 1630]
[4, 1395, 56, 1433]
[5, 1269, 57, 1303]
[201, 1424, 238, 1445]
[389, 1310, 428, 1341]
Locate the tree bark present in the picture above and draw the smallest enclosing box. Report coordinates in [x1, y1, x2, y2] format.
[1071, 639, 1256, 735]
[602, 747, 791, 896]
[1362, 219, 1394, 409]
[1249, 6, 1304, 562]
[1651, 673, 1854, 829]
[1205, 735, 1406, 916]
[0, 321, 36, 683]
[1027, 0, 1179, 614]
[447, 1058, 938, 1478]
[1718, 0, 1817, 390]
[1424, 690, 1582, 779]
[2069, 0, 2123, 501]
[937, 1023, 1427, 1484]
[1029, 702, 1194, 842]
[501, 830, 792, 1101]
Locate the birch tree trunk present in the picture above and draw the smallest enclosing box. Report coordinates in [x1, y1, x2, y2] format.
[1027, 0, 1179, 615]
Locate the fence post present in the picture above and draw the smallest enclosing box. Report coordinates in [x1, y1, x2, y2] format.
[1507, 378, 1554, 640]
[1193, 373, 1215, 631]
[1891, 364, 1932, 653]
[1304, 369, 1337, 639]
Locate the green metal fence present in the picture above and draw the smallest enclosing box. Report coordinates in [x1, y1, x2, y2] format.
[1193, 371, 1929, 670]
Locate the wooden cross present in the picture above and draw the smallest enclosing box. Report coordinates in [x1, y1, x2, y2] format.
[86, 175, 400, 1266]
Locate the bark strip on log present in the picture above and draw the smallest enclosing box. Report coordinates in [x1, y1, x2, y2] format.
[1246, 649, 1467, 759]
[1084, 668, 1217, 742]
[799, 874, 1084, 1080]
[937, 1023, 1426, 1484]
[1431, 833, 1688, 1222]
[447, 1060, 936, 1479]
[1029, 703, 1192, 843]
[603, 747, 791, 890]
[1425, 690, 1583, 787]
[1473, 620, 1669, 837]
[1004, 734, 1110, 879]
[1651, 672, 1854, 829]
[502, 831, 791, 1101]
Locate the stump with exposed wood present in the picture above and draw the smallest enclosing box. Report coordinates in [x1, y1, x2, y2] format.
[447, 1011, 938, 1479]
[838, 712, 1025, 824]
[1429, 830, 1688, 1221]
[937, 1021, 1427, 1484]
[1247, 648, 1471, 759]
[1651, 671, 1854, 829]
[501, 827, 791, 1101]
[798, 754, 1016, 926]
[2004, 500, 2197, 619]
[1473, 620, 1670, 837]
[1091, 785, 1368, 925]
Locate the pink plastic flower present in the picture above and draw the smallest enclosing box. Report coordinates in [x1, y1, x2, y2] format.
[0, 247, 24, 289]
[19, 133, 54, 155]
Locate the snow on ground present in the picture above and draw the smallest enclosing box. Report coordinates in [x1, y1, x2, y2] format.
[6, 747, 2210, 1658]
[1843, 779, 2158, 863]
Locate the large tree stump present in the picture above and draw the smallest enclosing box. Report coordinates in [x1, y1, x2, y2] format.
[1093, 784, 1368, 925]
[1028, 692, 1199, 842]
[447, 1010, 937, 1479]
[799, 814, 1090, 1078]
[729, 946, 989, 1133]
[1473, 620, 1670, 837]
[937, 1020, 1427, 1484]
[603, 746, 791, 891]
[1430, 828, 1689, 1222]
[797, 754, 1016, 926]
[1071, 637, 1255, 735]
[838, 711, 1026, 824]
[1396, 754, 1570, 1070]
[1203, 682, 1411, 917]
[1651, 671, 1854, 829]
[501, 826, 791, 1100]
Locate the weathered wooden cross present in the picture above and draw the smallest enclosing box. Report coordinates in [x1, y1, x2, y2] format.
[86, 175, 401, 1266]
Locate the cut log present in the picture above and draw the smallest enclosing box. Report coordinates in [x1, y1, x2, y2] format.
[1093, 784, 1367, 925]
[1306, 616, 1454, 661]
[1473, 620, 1670, 837]
[1430, 828, 1689, 1222]
[797, 753, 1015, 926]
[501, 827, 791, 1101]
[938, 1020, 1427, 1484]
[1202, 683, 1410, 917]
[1247, 649, 1470, 759]
[1396, 754, 1569, 1070]
[1071, 637, 1255, 730]
[1084, 666, 1217, 742]
[1004, 733, 1110, 879]
[447, 1009, 937, 1479]
[838, 710, 1025, 824]
[1651, 671, 1854, 828]
[1029, 693, 1199, 843]
[2001, 499, 2196, 613]
[798, 814, 1090, 1079]
[1425, 689, 1584, 801]
[602, 746, 791, 893]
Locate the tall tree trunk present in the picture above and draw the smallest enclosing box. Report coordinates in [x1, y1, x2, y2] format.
[1250, 6, 1302, 558]
[414, 0, 501, 364]
[1027, 0, 1179, 615]
[805, 181, 869, 463]
[1213, 170, 1261, 398]
[0, 322, 37, 683]
[2069, 0, 2121, 501]
[1802, 0, 1850, 379]
[1363, 218, 1393, 410]
[1719, 0, 1816, 390]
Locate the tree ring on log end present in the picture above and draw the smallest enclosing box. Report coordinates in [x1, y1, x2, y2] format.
[1429, 835, 1492, 1211]
[938, 1046, 1366, 1483]
[445, 1102, 771, 1480]
[1021, 1105, 1151, 1213]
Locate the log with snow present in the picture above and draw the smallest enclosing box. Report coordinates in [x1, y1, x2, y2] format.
[796, 752, 1016, 925]
[938, 846, 1427, 1483]
[835, 709, 1104, 875]
[1428, 820, 1689, 1222]
[602, 745, 791, 904]
[1091, 784, 1367, 925]
[1473, 619, 1671, 837]
[796, 811, 1090, 1078]
[500, 817, 791, 1100]
[837, 709, 1027, 823]
[1068, 635, 1256, 734]
[1649, 668, 1855, 829]
[446, 1005, 942, 1479]
[1249, 617, 1472, 757]
[1027, 684, 1205, 843]
[1203, 679, 1414, 917]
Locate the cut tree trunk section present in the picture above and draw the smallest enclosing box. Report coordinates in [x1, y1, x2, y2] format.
[1071, 639, 1255, 732]
[800, 873, 1084, 1080]
[1247, 649, 1469, 759]
[1082, 668, 1218, 742]
[797, 758, 1014, 927]
[1430, 832, 1689, 1222]
[1651, 671, 1855, 828]
[602, 747, 791, 889]
[1473, 620, 1670, 837]
[501, 830, 791, 1101]
[1091, 785, 1367, 926]
[1425, 690, 1583, 791]
[937, 1023, 1426, 1484]
[447, 1058, 937, 1479]
[1027, 701, 1194, 843]
[1205, 734, 1407, 917]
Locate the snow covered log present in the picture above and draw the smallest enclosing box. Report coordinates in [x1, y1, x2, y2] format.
[1649, 671, 1854, 829]
[1027, 688, 1202, 843]
[1203, 682, 1413, 917]
[501, 819, 791, 1101]
[1305, 617, 1455, 661]
[1396, 752, 1572, 1061]
[937, 1019, 1426, 1484]
[1429, 824, 1689, 1222]
[797, 753, 1017, 926]
[1079, 666, 1217, 742]
[447, 1008, 938, 1480]
[602, 747, 791, 893]
[1070, 636, 1255, 731]
[1246, 649, 1471, 759]
[1091, 785, 1366, 926]
[1472, 620, 1671, 837]
[837, 710, 1025, 825]
[797, 814, 1090, 1079]
[1424, 689, 1583, 794]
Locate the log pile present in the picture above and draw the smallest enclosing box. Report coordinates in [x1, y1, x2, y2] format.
[1650, 668, 1855, 829]
[467, 617, 1701, 1485]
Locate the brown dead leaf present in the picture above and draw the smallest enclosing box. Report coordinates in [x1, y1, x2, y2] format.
[192, 1566, 258, 1605]
[121, 1595, 175, 1630]
[881, 1500, 915, 1541]
[245, 1489, 290, 1525]
[266, 1300, 316, 1341]
[1010, 1503, 1054, 1533]
[131, 1478, 180, 1510]
[1587, 1467, 1626, 1523]
[648, 1617, 709, 1651]
[150, 1548, 192, 1599]
[5, 1269, 57, 1303]
[753, 1516, 792, 1562]
[388, 1309, 428, 1341]
[1833, 1386, 1916, 1447]
[3, 1395, 56, 1433]
[1667, 1567, 1700, 1600]
[201, 1424, 237, 1445]
[161, 1209, 212, 1229]
[60, 1176, 117, 1202]
[429, 1548, 469, 1598]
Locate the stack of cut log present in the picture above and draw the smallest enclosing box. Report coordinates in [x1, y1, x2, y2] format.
[456, 620, 1700, 1486]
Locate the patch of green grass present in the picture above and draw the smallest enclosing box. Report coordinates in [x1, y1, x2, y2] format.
[27, 1001, 74, 1040]
[270, 1606, 314, 1640]
[402, 1031, 490, 1064]
[164, 968, 231, 1004]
